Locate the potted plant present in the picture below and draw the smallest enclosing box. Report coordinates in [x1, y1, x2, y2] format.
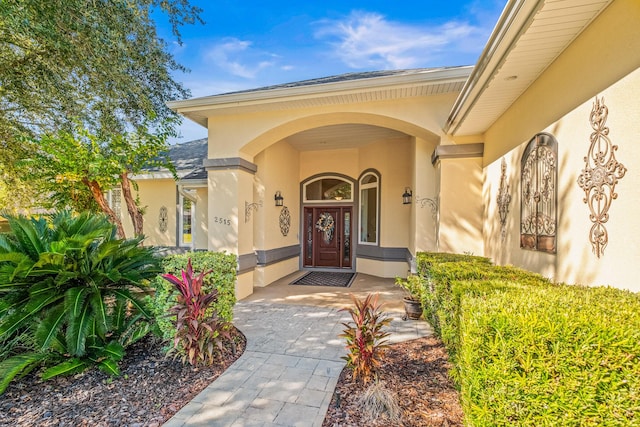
[395, 275, 423, 321]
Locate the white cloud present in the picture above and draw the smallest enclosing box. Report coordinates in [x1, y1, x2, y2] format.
[203, 38, 276, 79]
[315, 11, 485, 69]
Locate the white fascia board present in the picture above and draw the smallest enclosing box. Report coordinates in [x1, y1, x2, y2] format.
[444, 0, 542, 135]
[167, 67, 473, 114]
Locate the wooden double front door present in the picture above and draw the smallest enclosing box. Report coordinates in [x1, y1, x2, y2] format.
[303, 206, 352, 268]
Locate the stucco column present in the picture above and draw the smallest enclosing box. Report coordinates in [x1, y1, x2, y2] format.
[432, 144, 484, 255]
[410, 137, 439, 259]
[204, 157, 258, 300]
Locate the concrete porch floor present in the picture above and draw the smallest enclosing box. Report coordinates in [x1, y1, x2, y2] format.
[240, 271, 406, 313]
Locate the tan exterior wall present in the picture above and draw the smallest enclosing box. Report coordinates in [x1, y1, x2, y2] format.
[483, 67, 640, 291]
[437, 157, 484, 255]
[254, 140, 300, 251]
[299, 148, 360, 181]
[356, 258, 407, 278]
[252, 141, 301, 285]
[358, 137, 413, 248]
[130, 179, 177, 246]
[411, 137, 439, 254]
[254, 258, 300, 288]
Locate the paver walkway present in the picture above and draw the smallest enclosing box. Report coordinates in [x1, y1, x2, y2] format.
[163, 300, 432, 427]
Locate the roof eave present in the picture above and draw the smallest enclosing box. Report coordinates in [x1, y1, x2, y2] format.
[167, 66, 473, 115]
[444, 0, 542, 135]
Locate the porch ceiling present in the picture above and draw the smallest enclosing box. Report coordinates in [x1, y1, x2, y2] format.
[286, 124, 408, 151]
[446, 0, 614, 136]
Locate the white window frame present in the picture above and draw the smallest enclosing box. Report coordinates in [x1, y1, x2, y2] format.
[179, 192, 195, 247]
[359, 172, 379, 245]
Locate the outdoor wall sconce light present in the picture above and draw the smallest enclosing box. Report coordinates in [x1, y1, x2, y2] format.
[402, 187, 412, 205]
[274, 191, 284, 207]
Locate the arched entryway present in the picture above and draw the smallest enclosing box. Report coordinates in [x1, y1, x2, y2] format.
[300, 174, 356, 271]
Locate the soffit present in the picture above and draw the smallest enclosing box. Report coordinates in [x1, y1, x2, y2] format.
[287, 124, 409, 151]
[446, 0, 614, 136]
[168, 67, 472, 127]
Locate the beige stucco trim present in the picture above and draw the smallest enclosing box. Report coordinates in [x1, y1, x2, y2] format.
[203, 157, 258, 174]
[431, 143, 484, 164]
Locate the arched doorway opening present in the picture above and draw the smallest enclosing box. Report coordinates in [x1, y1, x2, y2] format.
[301, 174, 356, 270]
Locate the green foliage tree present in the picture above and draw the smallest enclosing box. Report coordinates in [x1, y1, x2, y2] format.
[0, 0, 202, 212]
[0, 211, 162, 394]
[15, 124, 176, 238]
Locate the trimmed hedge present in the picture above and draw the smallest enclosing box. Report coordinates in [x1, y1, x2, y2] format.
[149, 251, 237, 341]
[416, 252, 640, 426]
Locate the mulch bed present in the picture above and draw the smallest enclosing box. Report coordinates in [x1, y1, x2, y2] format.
[0, 328, 246, 427]
[322, 335, 464, 427]
[1, 327, 462, 427]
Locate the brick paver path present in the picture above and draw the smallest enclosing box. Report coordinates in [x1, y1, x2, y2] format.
[163, 301, 431, 427]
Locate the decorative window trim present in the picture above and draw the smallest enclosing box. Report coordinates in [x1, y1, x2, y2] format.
[359, 170, 380, 246]
[520, 133, 557, 253]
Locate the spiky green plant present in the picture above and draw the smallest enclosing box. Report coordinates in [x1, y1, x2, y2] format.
[0, 211, 161, 394]
[339, 293, 391, 384]
[161, 258, 230, 366]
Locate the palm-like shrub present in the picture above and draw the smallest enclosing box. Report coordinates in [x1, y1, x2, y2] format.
[161, 259, 230, 366]
[0, 211, 161, 394]
[340, 293, 391, 384]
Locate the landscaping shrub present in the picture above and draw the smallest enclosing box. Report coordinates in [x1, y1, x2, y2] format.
[340, 293, 391, 384]
[161, 259, 230, 366]
[415, 252, 640, 425]
[459, 283, 640, 426]
[0, 211, 160, 394]
[149, 250, 236, 342]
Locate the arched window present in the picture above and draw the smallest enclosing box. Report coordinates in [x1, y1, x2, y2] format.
[359, 171, 380, 245]
[303, 176, 353, 202]
[521, 133, 557, 253]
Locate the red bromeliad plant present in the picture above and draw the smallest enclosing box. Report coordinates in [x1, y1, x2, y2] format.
[339, 293, 391, 384]
[161, 259, 230, 366]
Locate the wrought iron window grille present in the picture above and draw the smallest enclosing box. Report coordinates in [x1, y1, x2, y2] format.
[520, 133, 557, 253]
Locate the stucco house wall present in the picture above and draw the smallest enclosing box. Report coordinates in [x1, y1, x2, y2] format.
[483, 67, 640, 291]
[481, 0, 640, 291]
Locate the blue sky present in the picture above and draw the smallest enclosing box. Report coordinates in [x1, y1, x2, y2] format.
[156, 0, 507, 143]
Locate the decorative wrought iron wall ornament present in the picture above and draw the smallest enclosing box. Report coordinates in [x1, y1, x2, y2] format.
[279, 206, 291, 236]
[415, 195, 438, 219]
[158, 206, 168, 232]
[315, 212, 335, 243]
[496, 158, 512, 241]
[244, 200, 263, 223]
[577, 96, 627, 258]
